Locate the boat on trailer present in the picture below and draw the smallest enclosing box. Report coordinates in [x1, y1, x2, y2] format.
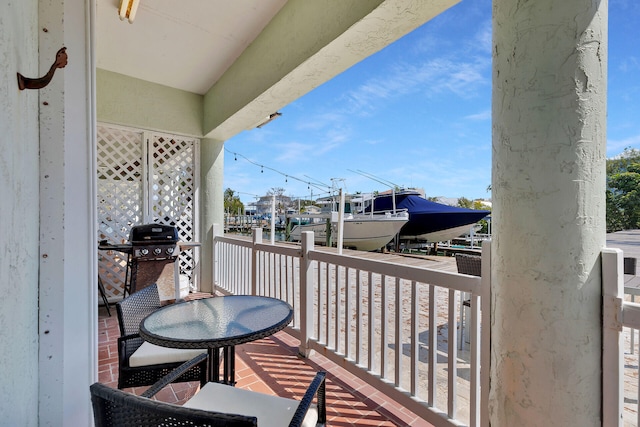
[288, 211, 409, 251]
[288, 195, 408, 251]
[365, 190, 490, 243]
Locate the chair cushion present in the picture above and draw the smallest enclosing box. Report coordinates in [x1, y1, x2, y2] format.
[129, 342, 206, 368]
[184, 382, 318, 427]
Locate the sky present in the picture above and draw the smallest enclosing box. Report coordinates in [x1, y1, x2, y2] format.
[224, 0, 640, 206]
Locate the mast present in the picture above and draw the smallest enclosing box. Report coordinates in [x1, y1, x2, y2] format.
[348, 169, 398, 214]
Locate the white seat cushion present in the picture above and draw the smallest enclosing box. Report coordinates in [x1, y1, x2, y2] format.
[184, 381, 318, 427]
[129, 342, 206, 367]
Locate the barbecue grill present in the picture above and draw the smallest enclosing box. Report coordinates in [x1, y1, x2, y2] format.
[128, 224, 180, 301]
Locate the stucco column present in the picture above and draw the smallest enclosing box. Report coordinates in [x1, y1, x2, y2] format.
[491, 1, 607, 426]
[200, 138, 225, 293]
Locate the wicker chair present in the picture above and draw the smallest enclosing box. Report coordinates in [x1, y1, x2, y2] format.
[625, 257, 637, 275]
[455, 253, 482, 277]
[90, 354, 327, 427]
[625, 257, 638, 354]
[455, 253, 482, 349]
[115, 284, 207, 389]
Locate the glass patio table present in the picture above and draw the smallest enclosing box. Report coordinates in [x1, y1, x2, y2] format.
[140, 295, 293, 384]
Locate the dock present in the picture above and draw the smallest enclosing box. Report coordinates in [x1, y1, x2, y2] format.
[224, 228, 640, 267]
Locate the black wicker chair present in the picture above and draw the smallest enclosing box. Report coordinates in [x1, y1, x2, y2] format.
[91, 354, 327, 427]
[455, 253, 482, 277]
[115, 284, 207, 389]
[455, 253, 482, 349]
[625, 257, 637, 275]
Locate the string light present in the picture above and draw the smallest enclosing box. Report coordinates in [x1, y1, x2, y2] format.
[223, 147, 331, 193]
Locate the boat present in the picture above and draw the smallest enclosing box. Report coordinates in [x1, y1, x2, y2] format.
[288, 218, 312, 226]
[365, 190, 489, 243]
[288, 195, 409, 251]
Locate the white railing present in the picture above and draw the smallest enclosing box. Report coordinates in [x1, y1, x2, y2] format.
[213, 226, 490, 427]
[213, 230, 304, 328]
[603, 248, 640, 427]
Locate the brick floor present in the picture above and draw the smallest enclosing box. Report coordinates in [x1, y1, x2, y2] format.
[98, 297, 435, 426]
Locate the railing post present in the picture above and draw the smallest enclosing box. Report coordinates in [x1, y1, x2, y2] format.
[251, 228, 262, 296]
[480, 240, 491, 427]
[299, 231, 314, 357]
[602, 247, 624, 427]
[211, 224, 222, 295]
[469, 241, 492, 427]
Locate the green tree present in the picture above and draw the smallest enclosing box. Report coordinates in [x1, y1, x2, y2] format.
[224, 188, 244, 214]
[473, 201, 492, 234]
[457, 197, 473, 208]
[607, 148, 640, 231]
[457, 197, 491, 233]
[266, 187, 292, 213]
[298, 199, 318, 212]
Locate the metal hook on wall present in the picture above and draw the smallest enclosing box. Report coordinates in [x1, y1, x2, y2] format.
[17, 47, 68, 90]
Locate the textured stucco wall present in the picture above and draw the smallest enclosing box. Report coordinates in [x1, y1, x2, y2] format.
[97, 69, 204, 137]
[491, 0, 607, 425]
[199, 139, 224, 293]
[0, 2, 40, 425]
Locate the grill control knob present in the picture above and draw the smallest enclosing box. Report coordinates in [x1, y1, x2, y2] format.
[140, 248, 149, 255]
[166, 247, 175, 255]
[153, 248, 162, 255]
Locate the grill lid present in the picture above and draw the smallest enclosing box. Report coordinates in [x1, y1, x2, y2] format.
[129, 224, 179, 244]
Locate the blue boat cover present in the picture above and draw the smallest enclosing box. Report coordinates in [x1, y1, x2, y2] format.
[368, 193, 489, 236]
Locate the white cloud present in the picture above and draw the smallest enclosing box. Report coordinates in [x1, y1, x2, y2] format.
[295, 112, 345, 131]
[273, 127, 351, 164]
[344, 54, 489, 115]
[440, 60, 488, 96]
[618, 56, 640, 73]
[473, 20, 492, 55]
[607, 134, 640, 155]
[465, 110, 491, 121]
[273, 141, 314, 163]
[364, 138, 383, 146]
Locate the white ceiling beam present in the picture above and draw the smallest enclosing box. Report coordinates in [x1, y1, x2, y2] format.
[203, 0, 460, 141]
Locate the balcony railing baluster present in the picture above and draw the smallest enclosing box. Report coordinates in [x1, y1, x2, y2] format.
[213, 227, 488, 427]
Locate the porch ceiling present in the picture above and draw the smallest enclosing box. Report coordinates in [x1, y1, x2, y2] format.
[96, 0, 288, 95]
[96, 0, 461, 140]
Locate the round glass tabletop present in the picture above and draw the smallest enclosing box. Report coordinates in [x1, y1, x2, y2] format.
[140, 295, 293, 349]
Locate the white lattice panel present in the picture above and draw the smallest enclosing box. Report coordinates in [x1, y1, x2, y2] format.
[149, 134, 198, 286]
[97, 126, 199, 301]
[97, 125, 144, 300]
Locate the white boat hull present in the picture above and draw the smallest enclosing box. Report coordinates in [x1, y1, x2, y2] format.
[402, 224, 479, 243]
[290, 215, 408, 251]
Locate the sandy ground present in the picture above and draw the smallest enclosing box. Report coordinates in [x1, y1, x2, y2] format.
[326, 231, 640, 426]
[222, 230, 640, 425]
